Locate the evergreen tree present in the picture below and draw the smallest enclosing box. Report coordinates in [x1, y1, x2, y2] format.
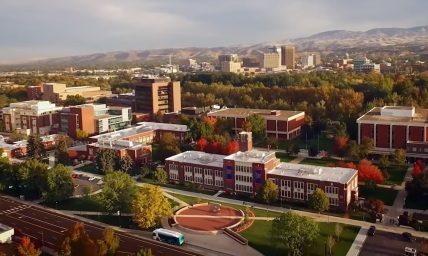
[27, 134, 46, 160]
[56, 134, 70, 165]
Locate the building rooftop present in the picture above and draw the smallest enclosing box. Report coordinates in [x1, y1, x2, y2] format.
[357, 106, 428, 124]
[165, 151, 225, 168]
[91, 139, 145, 150]
[0, 223, 13, 233]
[94, 114, 116, 120]
[224, 150, 276, 164]
[207, 107, 304, 120]
[268, 163, 357, 184]
[137, 122, 188, 132]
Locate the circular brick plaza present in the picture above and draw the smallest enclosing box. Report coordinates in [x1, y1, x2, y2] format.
[174, 203, 243, 232]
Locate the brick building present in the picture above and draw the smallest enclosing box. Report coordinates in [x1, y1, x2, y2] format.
[357, 106, 428, 159]
[207, 107, 305, 140]
[59, 104, 132, 140]
[26, 85, 42, 100]
[42, 83, 111, 103]
[2, 101, 63, 135]
[165, 132, 358, 211]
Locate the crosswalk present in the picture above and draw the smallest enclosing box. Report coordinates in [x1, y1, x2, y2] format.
[0, 205, 31, 215]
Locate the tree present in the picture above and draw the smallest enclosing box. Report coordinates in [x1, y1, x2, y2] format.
[58, 223, 101, 256]
[119, 153, 134, 173]
[140, 166, 150, 178]
[132, 185, 173, 229]
[308, 188, 329, 213]
[378, 154, 390, 170]
[153, 110, 163, 123]
[359, 137, 374, 158]
[136, 248, 153, 256]
[42, 164, 75, 203]
[267, 136, 279, 149]
[393, 148, 406, 166]
[334, 223, 343, 241]
[270, 212, 319, 256]
[247, 114, 265, 140]
[333, 135, 348, 158]
[100, 171, 138, 214]
[65, 95, 86, 106]
[195, 138, 209, 152]
[153, 167, 167, 184]
[413, 163, 422, 177]
[287, 144, 300, 155]
[76, 129, 88, 142]
[56, 134, 71, 165]
[326, 236, 335, 255]
[14, 159, 50, 200]
[95, 148, 119, 174]
[257, 179, 278, 205]
[363, 180, 377, 194]
[223, 141, 239, 155]
[241, 121, 252, 132]
[158, 133, 181, 161]
[338, 159, 384, 184]
[26, 134, 46, 160]
[17, 236, 42, 256]
[347, 140, 360, 160]
[100, 227, 120, 256]
[82, 185, 94, 198]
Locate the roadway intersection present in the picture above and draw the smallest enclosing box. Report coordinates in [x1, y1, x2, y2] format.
[0, 196, 202, 256]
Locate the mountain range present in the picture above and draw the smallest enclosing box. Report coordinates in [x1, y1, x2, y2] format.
[4, 25, 428, 67]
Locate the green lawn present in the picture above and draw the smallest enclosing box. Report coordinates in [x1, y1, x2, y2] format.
[76, 164, 99, 174]
[358, 186, 398, 206]
[299, 157, 339, 167]
[168, 192, 283, 218]
[384, 165, 408, 185]
[151, 144, 161, 162]
[240, 221, 360, 256]
[44, 195, 105, 212]
[405, 197, 428, 210]
[143, 178, 218, 196]
[275, 152, 296, 162]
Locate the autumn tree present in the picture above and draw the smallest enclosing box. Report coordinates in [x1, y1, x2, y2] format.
[132, 185, 173, 229]
[247, 114, 265, 141]
[392, 148, 407, 166]
[413, 164, 422, 177]
[139, 166, 151, 179]
[195, 138, 209, 152]
[223, 140, 239, 155]
[378, 154, 390, 170]
[100, 171, 138, 214]
[136, 248, 153, 256]
[95, 148, 119, 174]
[241, 121, 252, 132]
[100, 227, 120, 256]
[335, 223, 343, 241]
[346, 140, 360, 160]
[308, 188, 329, 213]
[333, 135, 348, 158]
[359, 137, 374, 159]
[270, 212, 319, 256]
[267, 136, 279, 149]
[338, 159, 384, 184]
[158, 133, 181, 161]
[26, 134, 46, 160]
[76, 129, 88, 142]
[56, 134, 71, 165]
[326, 236, 335, 256]
[257, 179, 278, 205]
[17, 236, 42, 256]
[119, 153, 134, 173]
[153, 167, 167, 184]
[64, 95, 86, 106]
[59, 223, 101, 256]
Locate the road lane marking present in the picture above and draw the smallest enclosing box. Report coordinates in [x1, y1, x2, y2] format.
[17, 214, 67, 231]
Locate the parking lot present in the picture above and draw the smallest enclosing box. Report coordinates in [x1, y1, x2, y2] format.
[72, 175, 101, 196]
[360, 230, 420, 256]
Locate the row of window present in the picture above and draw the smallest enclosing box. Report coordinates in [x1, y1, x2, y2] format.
[235, 165, 252, 173]
[236, 175, 252, 183]
[235, 184, 253, 192]
[325, 186, 338, 194]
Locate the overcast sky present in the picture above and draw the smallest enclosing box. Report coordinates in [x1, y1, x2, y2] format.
[0, 0, 427, 62]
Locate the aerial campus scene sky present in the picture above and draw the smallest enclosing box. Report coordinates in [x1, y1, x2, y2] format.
[0, 0, 427, 61]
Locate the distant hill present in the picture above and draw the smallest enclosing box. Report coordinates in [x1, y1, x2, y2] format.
[4, 25, 428, 68]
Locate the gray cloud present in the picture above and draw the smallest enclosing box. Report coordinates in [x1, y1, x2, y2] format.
[0, 0, 427, 61]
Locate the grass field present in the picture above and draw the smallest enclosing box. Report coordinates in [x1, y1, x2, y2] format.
[76, 164, 99, 174]
[358, 186, 398, 206]
[168, 192, 283, 218]
[275, 152, 296, 162]
[384, 165, 408, 185]
[299, 157, 339, 166]
[240, 221, 360, 256]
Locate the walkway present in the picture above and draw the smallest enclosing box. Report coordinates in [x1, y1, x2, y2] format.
[346, 227, 368, 256]
[163, 192, 189, 206]
[385, 165, 414, 222]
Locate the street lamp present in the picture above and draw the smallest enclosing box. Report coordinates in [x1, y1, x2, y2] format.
[117, 211, 121, 227]
[55, 201, 58, 210]
[39, 231, 44, 247]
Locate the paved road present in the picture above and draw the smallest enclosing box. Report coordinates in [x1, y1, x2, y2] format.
[360, 230, 420, 256]
[0, 196, 202, 256]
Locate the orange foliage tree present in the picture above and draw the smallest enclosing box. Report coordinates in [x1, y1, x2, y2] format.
[195, 138, 209, 151]
[224, 141, 239, 155]
[333, 136, 349, 158]
[202, 116, 217, 127]
[59, 223, 102, 256]
[413, 164, 422, 177]
[17, 236, 41, 256]
[337, 159, 384, 184]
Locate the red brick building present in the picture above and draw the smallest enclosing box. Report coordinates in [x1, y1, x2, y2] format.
[26, 85, 43, 100]
[207, 107, 305, 140]
[357, 106, 428, 159]
[165, 132, 358, 212]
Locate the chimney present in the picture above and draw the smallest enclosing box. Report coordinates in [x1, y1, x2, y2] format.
[238, 132, 253, 152]
[271, 110, 280, 116]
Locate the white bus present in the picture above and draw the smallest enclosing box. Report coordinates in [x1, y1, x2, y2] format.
[152, 228, 185, 245]
[404, 247, 417, 256]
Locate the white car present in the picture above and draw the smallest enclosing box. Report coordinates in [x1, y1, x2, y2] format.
[88, 177, 96, 181]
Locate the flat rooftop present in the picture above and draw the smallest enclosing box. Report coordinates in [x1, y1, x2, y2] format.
[357, 106, 428, 124]
[207, 107, 304, 120]
[94, 114, 116, 120]
[137, 122, 188, 132]
[268, 163, 357, 184]
[0, 223, 13, 232]
[224, 150, 277, 164]
[166, 151, 225, 168]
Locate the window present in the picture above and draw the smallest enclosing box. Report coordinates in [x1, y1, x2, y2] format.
[281, 180, 291, 188]
[215, 180, 224, 187]
[325, 186, 338, 194]
[204, 177, 213, 185]
[281, 189, 291, 198]
[235, 184, 253, 193]
[169, 164, 178, 171]
[307, 183, 318, 191]
[293, 191, 304, 200]
[329, 198, 339, 206]
[293, 181, 303, 189]
[169, 172, 178, 180]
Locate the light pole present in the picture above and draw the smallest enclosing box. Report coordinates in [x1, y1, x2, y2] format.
[55, 201, 58, 210]
[117, 211, 121, 227]
[39, 231, 44, 247]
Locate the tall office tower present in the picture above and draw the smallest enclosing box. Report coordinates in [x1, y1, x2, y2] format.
[134, 77, 181, 115]
[218, 54, 239, 63]
[218, 54, 241, 73]
[281, 45, 296, 69]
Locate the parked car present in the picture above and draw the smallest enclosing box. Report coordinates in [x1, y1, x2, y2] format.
[402, 232, 416, 242]
[88, 176, 96, 181]
[367, 225, 376, 236]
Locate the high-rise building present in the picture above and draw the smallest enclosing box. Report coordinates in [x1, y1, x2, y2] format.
[2, 101, 63, 135]
[218, 54, 241, 73]
[281, 45, 296, 69]
[134, 77, 181, 115]
[26, 85, 43, 100]
[218, 54, 239, 63]
[258, 52, 281, 69]
[242, 57, 260, 68]
[301, 55, 315, 68]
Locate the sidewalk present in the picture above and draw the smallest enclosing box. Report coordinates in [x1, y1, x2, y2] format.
[346, 227, 368, 256]
[385, 165, 414, 222]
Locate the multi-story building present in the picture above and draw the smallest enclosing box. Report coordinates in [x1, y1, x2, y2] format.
[207, 107, 305, 140]
[59, 104, 132, 140]
[42, 83, 112, 103]
[134, 77, 181, 115]
[26, 85, 43, 100]
[220, 61, 242, 73]
[301, 55, 315, 68]
[353, 58, 380, 73]
[106, 94, 136, 111]
[2, 101, 63, 135]
[218, 54, 239, 63]
[357, 106, 428, 158]
[281, 45, 295, 69]
[258, 52, 281, 69]
[165, 132, 358, 211]
[242, 57, 260, 68]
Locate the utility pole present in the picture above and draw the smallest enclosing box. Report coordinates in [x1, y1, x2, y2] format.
[305, 132, 308, 150]
[318, 133, 320, 152]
